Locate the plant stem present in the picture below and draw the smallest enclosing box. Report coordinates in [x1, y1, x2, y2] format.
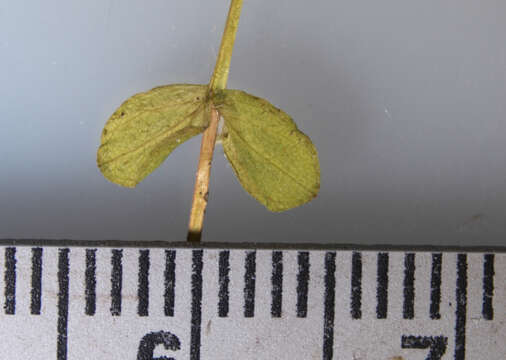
[187, 105, 220, 242]
[208, 0, 244, 91]
[187, 0, 243, 242]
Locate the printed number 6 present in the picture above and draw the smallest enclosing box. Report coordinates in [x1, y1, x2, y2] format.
[137, 331, 181, 360]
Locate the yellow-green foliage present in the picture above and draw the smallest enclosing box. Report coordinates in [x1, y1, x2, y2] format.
[97, 84, 209, 188]
[213, 89, 320, 211]
[97, 85, 320, 211]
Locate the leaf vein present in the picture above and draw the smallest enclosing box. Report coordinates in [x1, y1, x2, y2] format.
[99, 103, 206, 166]
[225, 123, 316, 196]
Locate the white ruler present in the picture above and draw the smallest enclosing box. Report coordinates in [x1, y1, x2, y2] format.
[0, 241, 504, 360]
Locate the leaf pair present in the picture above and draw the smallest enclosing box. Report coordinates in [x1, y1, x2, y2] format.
[97, 84, 320, 211]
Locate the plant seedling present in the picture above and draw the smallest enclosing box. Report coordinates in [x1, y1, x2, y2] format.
[97, 0, 320, 242]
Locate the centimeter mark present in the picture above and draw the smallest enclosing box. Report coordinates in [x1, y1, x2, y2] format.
[455, 254, 467, 360]
[1, 248, 500, 360]
[138, 250, 150, 317]
[164, 250, 176, 317]
[323, 252, 336, 360]
[57, 249, 69, 360]
[190, 250, 203, 360]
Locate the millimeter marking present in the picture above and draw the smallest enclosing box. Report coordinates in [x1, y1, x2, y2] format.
[4, 247, 16, 315]
[84, 249, 96, 316]
[271, 251, 283, 317]
[351, 251, 362, 319]
[57, 249, 69, 360]
[218, 250, 230, 318]
[190, 250, 203, 360]
[376, 252, 389, 319]
[30, 247, 43, 315]
[296, 251, 309, 318]
[243, 251, 256, 318]
[110, 249, 123, 316]
[0, 245, 504, 360]
[403, 253, 415, 319]
[430, 253, 442, 320]
[138, 249, 150, 317]
[455, 254, 467, 360]
[482, 253, 494, 320]
[322, 252, 336, 360]
[164, 250, 176, 317]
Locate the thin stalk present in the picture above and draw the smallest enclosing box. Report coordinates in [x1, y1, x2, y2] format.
[187, 0, 243, 242]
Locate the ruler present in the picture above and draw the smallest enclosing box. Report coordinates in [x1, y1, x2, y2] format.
[0, 241, 504, 360]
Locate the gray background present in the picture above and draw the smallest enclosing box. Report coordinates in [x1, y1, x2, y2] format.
[1, 0, 505, 246]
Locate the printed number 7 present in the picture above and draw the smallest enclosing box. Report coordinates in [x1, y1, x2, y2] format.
[401, 335, 448, 360]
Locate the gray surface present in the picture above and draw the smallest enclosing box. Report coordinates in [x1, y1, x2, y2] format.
[1, 0, 505, 246]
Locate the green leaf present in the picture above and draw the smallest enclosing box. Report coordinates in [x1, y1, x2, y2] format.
[212, 89, 320, 212]
[97, 84, 209, 187]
